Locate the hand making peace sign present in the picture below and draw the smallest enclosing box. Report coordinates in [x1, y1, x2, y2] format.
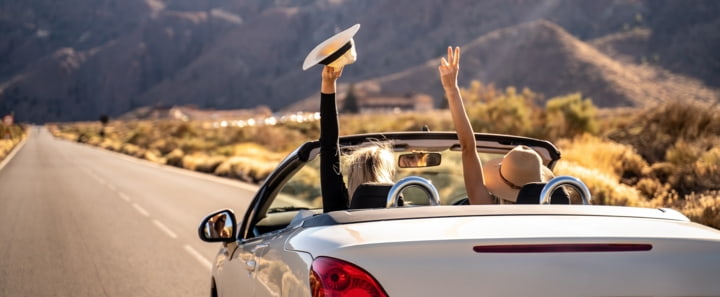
[438, 46, 460, 90]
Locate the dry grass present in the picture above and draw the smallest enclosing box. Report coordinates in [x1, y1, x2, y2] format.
[0, 139, 19, 160]
[0, 124, 26, 162]
[556, 134, 650, 206]
[679, 192, 720, 228]
[47, 98, 720, 229]
[557, 119, 720, 229]
[49, 121, 294, 184]
[339, 110, 453, 134]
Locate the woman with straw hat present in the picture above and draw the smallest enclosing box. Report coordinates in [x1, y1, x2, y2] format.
[438, 46, 556, 204]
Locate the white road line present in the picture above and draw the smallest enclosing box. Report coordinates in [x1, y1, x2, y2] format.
[184, 245, 213, 271]
[92, 176, 107, 186]
[84, 169, 106, 185]
[152, 219, 178, 239]
[117, 191, 131, 202]
[132, 203, 150, 217]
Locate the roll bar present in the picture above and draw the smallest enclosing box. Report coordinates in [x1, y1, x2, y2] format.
[539, 176, 592, 205]
[386, 176, 441, 207]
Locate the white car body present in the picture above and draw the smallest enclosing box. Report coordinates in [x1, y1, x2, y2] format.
[199, 132, 720, 297]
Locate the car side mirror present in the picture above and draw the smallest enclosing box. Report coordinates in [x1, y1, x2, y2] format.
[198, 209, 237, 243]
[398, 152, 441, 168]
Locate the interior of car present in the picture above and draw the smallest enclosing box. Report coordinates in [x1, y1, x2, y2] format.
[247, 133, 564, 238]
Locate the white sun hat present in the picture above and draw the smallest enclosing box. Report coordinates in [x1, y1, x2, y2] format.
[302, 24, 361, 71]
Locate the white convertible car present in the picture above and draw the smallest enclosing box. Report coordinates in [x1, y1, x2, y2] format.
[198, 132, 720, 297]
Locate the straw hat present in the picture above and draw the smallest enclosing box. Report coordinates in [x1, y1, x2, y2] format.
[302, 24, 360, 70]
[482, 145, 554, 202]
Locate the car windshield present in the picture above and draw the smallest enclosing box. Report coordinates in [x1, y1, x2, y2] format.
[393, 149, 506, 205]
[268, 143, 512, 211]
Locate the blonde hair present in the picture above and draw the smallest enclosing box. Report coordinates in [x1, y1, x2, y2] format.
[344, 143, 396, 198]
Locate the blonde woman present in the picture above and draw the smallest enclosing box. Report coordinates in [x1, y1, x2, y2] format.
[320, 66, 396, 211]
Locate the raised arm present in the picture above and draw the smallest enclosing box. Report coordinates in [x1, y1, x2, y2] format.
[438, 46, 493, 205]
[319, 66, 350, 212]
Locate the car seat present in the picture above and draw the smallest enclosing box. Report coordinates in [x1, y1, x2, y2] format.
[349, 183, 403, 209]
[516, 182, 570, 204]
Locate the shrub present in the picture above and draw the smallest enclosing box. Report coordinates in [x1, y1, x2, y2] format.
[165, 148, 185, 168]
[544, 93, 598, 140]
[554, 160, 645, 206]
[556, 134, 648, 184]
[608, 101, 720, 163]
[149, 138, 179, 155]
[170, 122, 197, 138]
[1, 123, 25, 140]
[44, 93, 720, 230]
[608, 101, 720, 197]
[182, 152, 227, 173]
[214, 156, 276, 183]
[99, 138, 123, 152]
[679, 191, 720, 229]
[0, 139, 18, 160]
[478, 92, 533, 135]
[121, 143, 146, 158]
[0, 124, 25, 160]
[144, 149, 167, 164]
[465, 86, 538, 136]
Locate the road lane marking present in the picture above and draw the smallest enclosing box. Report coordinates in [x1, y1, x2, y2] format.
[51, 135, 220, 274]
[84, 168, 121, 197]
[184, 245, 213, 271]
[152, 219, 178, 239]
[117, 191, 131, 202]
[132, 203, 150, 217]
[92, 175, 107, 186]
[84, 169, 106, 185]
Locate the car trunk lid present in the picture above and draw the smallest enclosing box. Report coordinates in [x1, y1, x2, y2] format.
[289, 206, 720, 296]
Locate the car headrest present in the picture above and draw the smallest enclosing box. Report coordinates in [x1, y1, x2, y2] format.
[516, 182, 570, 204]
[349, 183, 395, 209]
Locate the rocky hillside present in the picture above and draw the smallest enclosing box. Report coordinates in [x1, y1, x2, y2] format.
[379, 20, 717, 108]
[1, 0, 718, 122]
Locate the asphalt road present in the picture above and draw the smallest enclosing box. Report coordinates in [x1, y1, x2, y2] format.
[0, 126, 257, 297]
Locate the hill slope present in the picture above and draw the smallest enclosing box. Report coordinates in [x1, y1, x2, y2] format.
[1, 0, 718, 122]
[289, 20, 718, 112]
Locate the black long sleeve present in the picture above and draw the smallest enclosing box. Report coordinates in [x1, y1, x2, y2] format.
[320, 92, 349, 212]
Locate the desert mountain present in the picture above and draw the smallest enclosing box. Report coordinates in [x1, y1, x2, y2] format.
[294, 20, 717, 111]
[1, 0, 718, 122]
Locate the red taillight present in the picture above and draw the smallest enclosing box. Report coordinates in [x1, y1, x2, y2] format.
[310, 256, 388, 297]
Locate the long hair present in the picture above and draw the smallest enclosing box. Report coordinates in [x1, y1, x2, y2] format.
[344, 142, 396, 198]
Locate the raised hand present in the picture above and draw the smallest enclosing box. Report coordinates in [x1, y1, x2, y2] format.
[438, 46, 460, 90]
[321, 66, 343, 94]
[322, 66, 343, 81]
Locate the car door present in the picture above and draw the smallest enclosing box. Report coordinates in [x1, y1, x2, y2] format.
[225, 149, 321, 297]
[217, 239, 269, 297]
[252, 158, 323, 297]
[252, 227, 314, 297]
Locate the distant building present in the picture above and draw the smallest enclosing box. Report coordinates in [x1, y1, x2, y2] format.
[348, 93, 434, 113]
